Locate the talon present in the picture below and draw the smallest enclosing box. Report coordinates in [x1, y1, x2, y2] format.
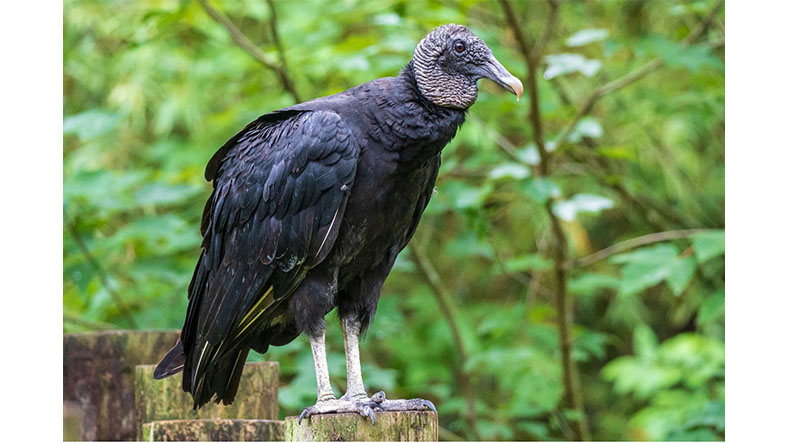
[298, 408, 311, 424]
[371, 391, 386, 403]
[368, 407, 376, 426]
[422, 399, 437, 413]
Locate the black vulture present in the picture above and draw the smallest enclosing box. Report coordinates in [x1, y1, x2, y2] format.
[155, 24, 522, 422]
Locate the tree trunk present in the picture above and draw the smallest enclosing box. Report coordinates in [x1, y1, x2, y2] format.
[63, 329, 181, 441]
[142, 419, 284, 441]
[284, 411, 438, 441]
[135, 362, 279, 440]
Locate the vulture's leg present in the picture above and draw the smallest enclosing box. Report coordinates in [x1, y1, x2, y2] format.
[309, 329, 335, 402]
[298, 326, 380, 424]
[339, 316, 367, 401]
[338, 314, 437, 415]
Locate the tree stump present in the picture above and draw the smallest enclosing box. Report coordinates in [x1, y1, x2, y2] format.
[63, 401, 83, 441]
[63, 329, 181, 441]
[135, 362, 279, 440]
[142, 419, 284, 441]
[284, 411, 438, 441]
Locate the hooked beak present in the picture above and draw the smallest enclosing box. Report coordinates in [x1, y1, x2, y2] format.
[480, 55, 523, 101]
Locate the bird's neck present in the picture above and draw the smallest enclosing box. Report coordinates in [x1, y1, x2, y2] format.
[367, 64, 466, 167]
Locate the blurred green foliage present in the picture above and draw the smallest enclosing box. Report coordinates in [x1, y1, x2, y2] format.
[64, 0, 724, 440]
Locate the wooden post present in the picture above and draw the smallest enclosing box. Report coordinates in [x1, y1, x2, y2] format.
[284, 411, 438, 441]
[63, 329, 181, 441]
[135, 362, 279, 440]
[63, 401, 83, 441]
[142, 419, 284, 441]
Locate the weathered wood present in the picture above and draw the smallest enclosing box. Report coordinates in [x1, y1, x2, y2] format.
[135, 362, 279, 440]
[63, 329, 181, 441]
[284, 411, 438, 441]
[141, 419, 284, 441]
[63, 401, 83, 441]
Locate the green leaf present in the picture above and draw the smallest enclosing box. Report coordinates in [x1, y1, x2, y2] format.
[638, 35, 722, 73]
[697, 291, 725, 325]
[565, 28, 609, 47]
[543, 53, 602, 79]
[665, 256, 697, 296]
[611, 244, 679, 265]
[487, 162, 531, 181]
[633, 323, 658, 361]
[692, 230, 725, 263]
[517, 144, 541, 166]
[553, 193, 615, 221]
[615, 245, 679, 296]
[135, 182, 202, 207]
[523, 177, 561, 203]
[63, 109, 122, 140]
[598, 145, 637, 160]
[569, 117, 604, 141]
[503, 254, 554, 272]
[568, 272, 620, 295]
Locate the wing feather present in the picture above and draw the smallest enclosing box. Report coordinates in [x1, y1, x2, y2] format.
[180, 110, 359, 407]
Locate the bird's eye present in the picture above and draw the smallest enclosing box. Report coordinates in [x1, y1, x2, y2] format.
[454, 41, 466, 53]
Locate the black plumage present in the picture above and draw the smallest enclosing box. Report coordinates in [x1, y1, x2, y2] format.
[155, 24, 522, 412]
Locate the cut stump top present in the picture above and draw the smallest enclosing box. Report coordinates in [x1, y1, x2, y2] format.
[284, 411, 438, 442]
[142, 418, 284, 442]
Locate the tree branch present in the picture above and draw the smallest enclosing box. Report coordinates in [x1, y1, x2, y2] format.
[197, 0, 302, 103]
[410, 241, 480, 440]
[498, 1, 590, 439]
[569, 229, 710, 269]
[499, 0, 550, 175]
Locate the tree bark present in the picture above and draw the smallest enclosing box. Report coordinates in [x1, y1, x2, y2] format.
[142, 419, 284, 441]
[135, 362, 279, 440]
[284, 411, 438, 441]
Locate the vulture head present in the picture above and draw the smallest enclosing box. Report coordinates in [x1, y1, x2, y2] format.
[412, 24, 524, 109]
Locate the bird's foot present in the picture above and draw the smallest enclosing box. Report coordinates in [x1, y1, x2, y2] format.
[367, 391, 437, 413]
[298, 396, 381, 425]
[297, 391, 436, 426]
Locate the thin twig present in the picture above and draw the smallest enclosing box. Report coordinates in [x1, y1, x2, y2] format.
[570, 229, 710, 269]
[66, 221, 138, 328]
[410, 241, 480, 440]
[197, 0, 302, 102]
[499, 0, 549, 175]
[532, 0, 560, 61]
[264, 0, 293, 79]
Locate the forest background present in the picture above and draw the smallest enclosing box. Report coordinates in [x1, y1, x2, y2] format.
[63, 0, 725, 440]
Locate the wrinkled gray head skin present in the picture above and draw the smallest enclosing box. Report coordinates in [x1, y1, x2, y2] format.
[412, 24, 523, 109]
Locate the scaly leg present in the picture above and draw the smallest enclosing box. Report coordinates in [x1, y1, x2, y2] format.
[298, 326, 379, 424]
[340, 316, 367, 401]
[340, 315, 436, 417]
[310, 329, 335, 402]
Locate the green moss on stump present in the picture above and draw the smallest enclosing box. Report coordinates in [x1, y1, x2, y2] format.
[284, 411, 438, 441]
[142, 419, 284, 441]
[135, 362, 279, 440]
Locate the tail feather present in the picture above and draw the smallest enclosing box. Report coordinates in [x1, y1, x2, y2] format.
[190, 348, 250, 409]
[153, 340, 186, 379]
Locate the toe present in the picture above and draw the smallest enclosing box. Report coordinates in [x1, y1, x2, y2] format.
[360, 404, 376, 425]
[370, 391, 386, 404]
[421, 399, 437, 413]
[298, 407, 313, 424]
